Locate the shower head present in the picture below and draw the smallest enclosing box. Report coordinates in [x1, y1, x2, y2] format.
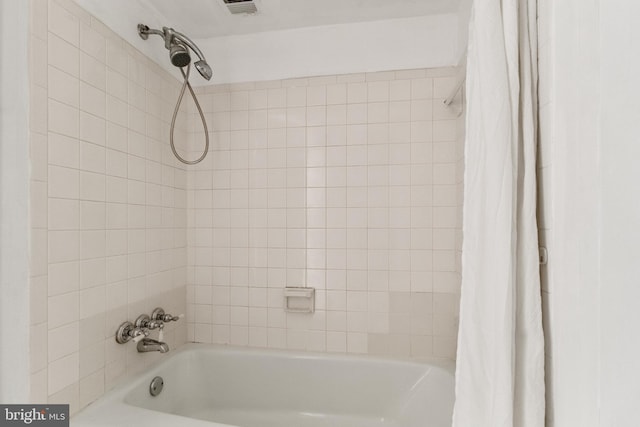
[169, 42, 191, 67]
[194, 60, 212, 81]
[138, 24, 213, 80]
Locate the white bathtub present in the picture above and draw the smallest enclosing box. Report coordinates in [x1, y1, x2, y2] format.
[72, 344, 454, 427]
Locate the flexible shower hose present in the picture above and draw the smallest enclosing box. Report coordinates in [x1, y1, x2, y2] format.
[170, 64, 209, 165]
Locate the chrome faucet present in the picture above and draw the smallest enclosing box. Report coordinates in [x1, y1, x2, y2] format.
[137, 337, 170, 353]
[115, 307, 183, 354]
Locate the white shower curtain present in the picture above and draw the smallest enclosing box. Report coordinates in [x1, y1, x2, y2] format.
[452, 0, 545, 426]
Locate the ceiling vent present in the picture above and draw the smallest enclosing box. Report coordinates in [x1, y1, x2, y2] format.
[223, 0, 258, 15]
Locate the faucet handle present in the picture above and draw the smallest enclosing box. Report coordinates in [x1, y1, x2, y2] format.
[132, 328, 150, 343]
[135, 314, 151, 328]
[115, 321, 149, 344]
[136, 314, 165, 330]
[151, 308, 184, 323]
[156, 314, 184, 342]
[158, 322, 164, 342]
[162, 314, 182, 322]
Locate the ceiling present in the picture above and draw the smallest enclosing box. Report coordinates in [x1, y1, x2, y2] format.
[75, 0, 462, 39]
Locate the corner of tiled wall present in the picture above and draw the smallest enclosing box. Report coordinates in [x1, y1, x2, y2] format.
[28, 0, 50, 407]
[453, 84, 465, 358]
[185, 67, 463, 359]
[28, 0, 189, 414]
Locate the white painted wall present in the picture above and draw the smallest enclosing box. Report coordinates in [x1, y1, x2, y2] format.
[71, 0, 464, 85]
[539, 1, 601, 425]
[195, 14, 459, 84]
[75, 0, 461, 39]
[456, 0, 472, 61]
[0, 0, 31, 403]
[599, 1, 640, 425]
[539, 0, 640, 425]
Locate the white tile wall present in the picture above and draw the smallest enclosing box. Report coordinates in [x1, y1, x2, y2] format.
[28, 0, 188, 414]
[185, 68, 464, 359]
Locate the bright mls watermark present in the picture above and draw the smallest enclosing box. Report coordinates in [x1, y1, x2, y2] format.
[0, 405, 68, 426]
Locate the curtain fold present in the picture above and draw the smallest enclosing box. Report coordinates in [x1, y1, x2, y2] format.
[452, 0, 545, 426]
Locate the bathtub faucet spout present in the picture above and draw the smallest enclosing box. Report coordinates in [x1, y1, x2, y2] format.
[137, 337, 170, 353]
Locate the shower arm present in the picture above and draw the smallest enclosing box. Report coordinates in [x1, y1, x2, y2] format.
[137, 24, 164, 40]
[137, 24, 208, 64]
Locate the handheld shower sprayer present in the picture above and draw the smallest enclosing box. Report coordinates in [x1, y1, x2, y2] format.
[137, 23, 211, 165]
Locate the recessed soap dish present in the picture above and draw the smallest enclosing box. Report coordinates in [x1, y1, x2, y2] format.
[284, 287, 315, 313]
